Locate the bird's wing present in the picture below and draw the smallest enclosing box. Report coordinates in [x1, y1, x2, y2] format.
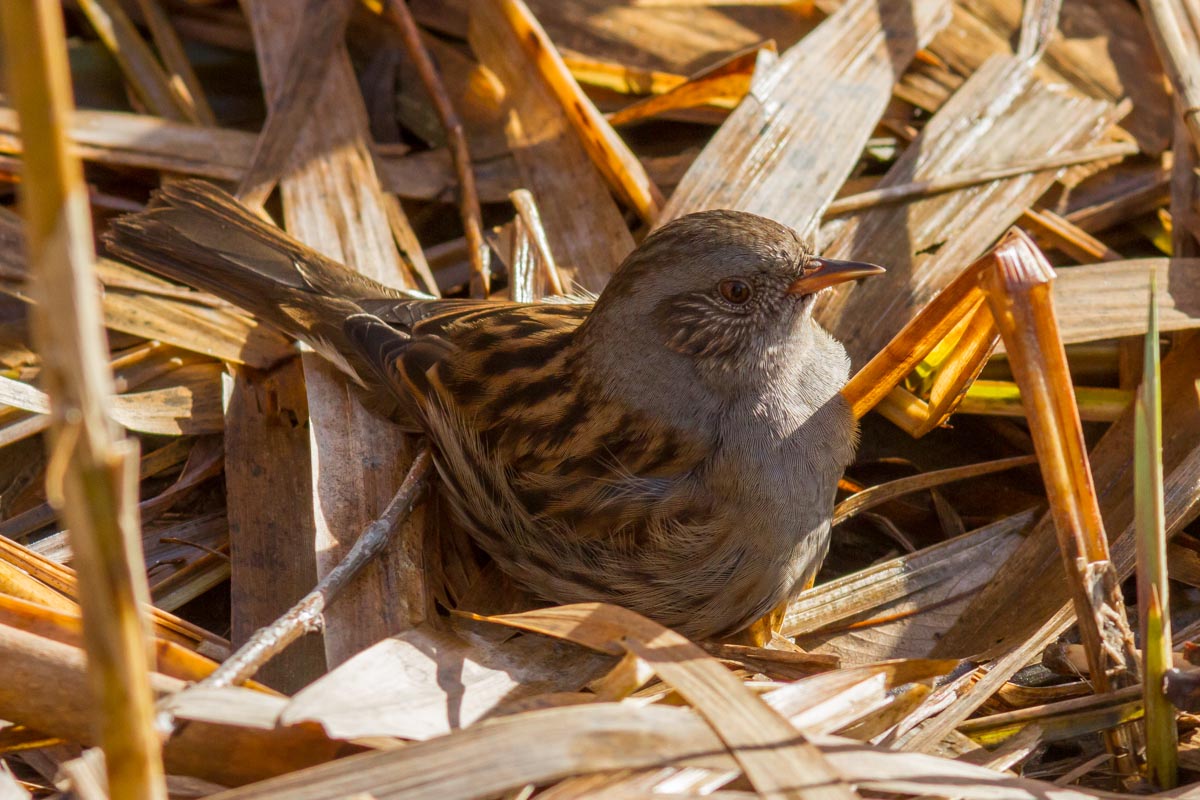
[420, 308, 713, 547]
[342, 301, 593, 430]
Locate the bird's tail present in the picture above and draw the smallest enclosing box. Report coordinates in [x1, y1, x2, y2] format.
[103, 179, 414, 381]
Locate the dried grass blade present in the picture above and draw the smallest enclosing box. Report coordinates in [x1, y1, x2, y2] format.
[783, 510, 1036, 639]
[561, 53, 684, 97]
[0, 622, 343, 787]
[469, 1, 633, 293]
[817, 55, 1118, 367]
[958, 381, 1132, 422]
[149, 548, 230, 613]
[132, 0, 216, 125]
[0, 369, 223, 437]
[6, 663, 1140, 800]
[471, 603, 858, 800]
[896, 605, 1077, 752]
[982, 229, 1138, 691]
[1049, 258, 1200, 344]
[0, 534, 228, 654]
[661, 0, 950, 231]
[0, 555, 78, 612]
[242, 0, 431, 668]
[74, 0, 195, 122]
[1138, 0, 1200, 150]
[833, 455, 1036, 526]
[280, 618, 612, 741]
[0, 593, 269, 691]
[484, 0, 663, 224]
[920, 298, 1002, 431]
[1019, 208, 1124, 263]
[204, 704, 738, 800]
[1170, 114, 1200, 257]
[606, 42, 771, 128]
[0, 107, 250, 180]
[957, 685, 1143, 747]
[1136, 277, 1178, 787]
[509, 189, 564, 297]
[236, 0, 351, 211]
[223, 362, 326, 689]
[0, 107, 456, 205]
[1016, 0, 1063, 59]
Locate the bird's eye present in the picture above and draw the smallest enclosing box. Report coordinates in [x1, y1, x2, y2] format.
[718, 279, 752, 304]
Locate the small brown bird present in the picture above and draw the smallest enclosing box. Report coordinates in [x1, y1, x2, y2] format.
[106, 180, 884, 639]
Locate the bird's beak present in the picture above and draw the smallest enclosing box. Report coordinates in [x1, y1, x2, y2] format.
[787, 258, 886, 295]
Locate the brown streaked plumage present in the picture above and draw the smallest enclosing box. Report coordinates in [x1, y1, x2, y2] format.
[105, 180, 884, 639]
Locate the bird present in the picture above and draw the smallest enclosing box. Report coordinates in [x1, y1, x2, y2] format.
[105, 179, 885, 639]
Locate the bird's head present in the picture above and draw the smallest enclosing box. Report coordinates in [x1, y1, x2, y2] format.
[581, 210, 884, 392]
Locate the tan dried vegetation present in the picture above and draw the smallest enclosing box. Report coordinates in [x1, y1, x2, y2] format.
[1, 0, 1200, 798]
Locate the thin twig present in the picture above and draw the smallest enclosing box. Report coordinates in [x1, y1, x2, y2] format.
[382, 0, 491, 297]
[824, 142, 1138, 217]
[198, 446, 432, 689]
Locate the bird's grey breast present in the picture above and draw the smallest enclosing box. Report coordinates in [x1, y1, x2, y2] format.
[704, 327, 856, 583]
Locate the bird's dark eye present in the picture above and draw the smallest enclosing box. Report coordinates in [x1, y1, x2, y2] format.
[718, 279, 752, 304]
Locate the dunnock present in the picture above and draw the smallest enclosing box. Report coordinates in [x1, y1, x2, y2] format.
[106, 180, 883, 639]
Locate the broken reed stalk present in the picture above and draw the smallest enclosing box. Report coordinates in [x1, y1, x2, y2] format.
[1016, 0, 1064, 59]
[510, 188, 565, 296]
[508, 210, 536, 303]
[490, 0, 665, 225]
[981, 228, 1140, 761]
[383, 0, 491, 297]
[0, 1, 166, 798]
[195, 446, 431, 690]
[1135, 276, 1177, 788]
[840, 250, 998, 434]
[824, 141, 1139, 217]
[1018, 208, 1124, 263]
